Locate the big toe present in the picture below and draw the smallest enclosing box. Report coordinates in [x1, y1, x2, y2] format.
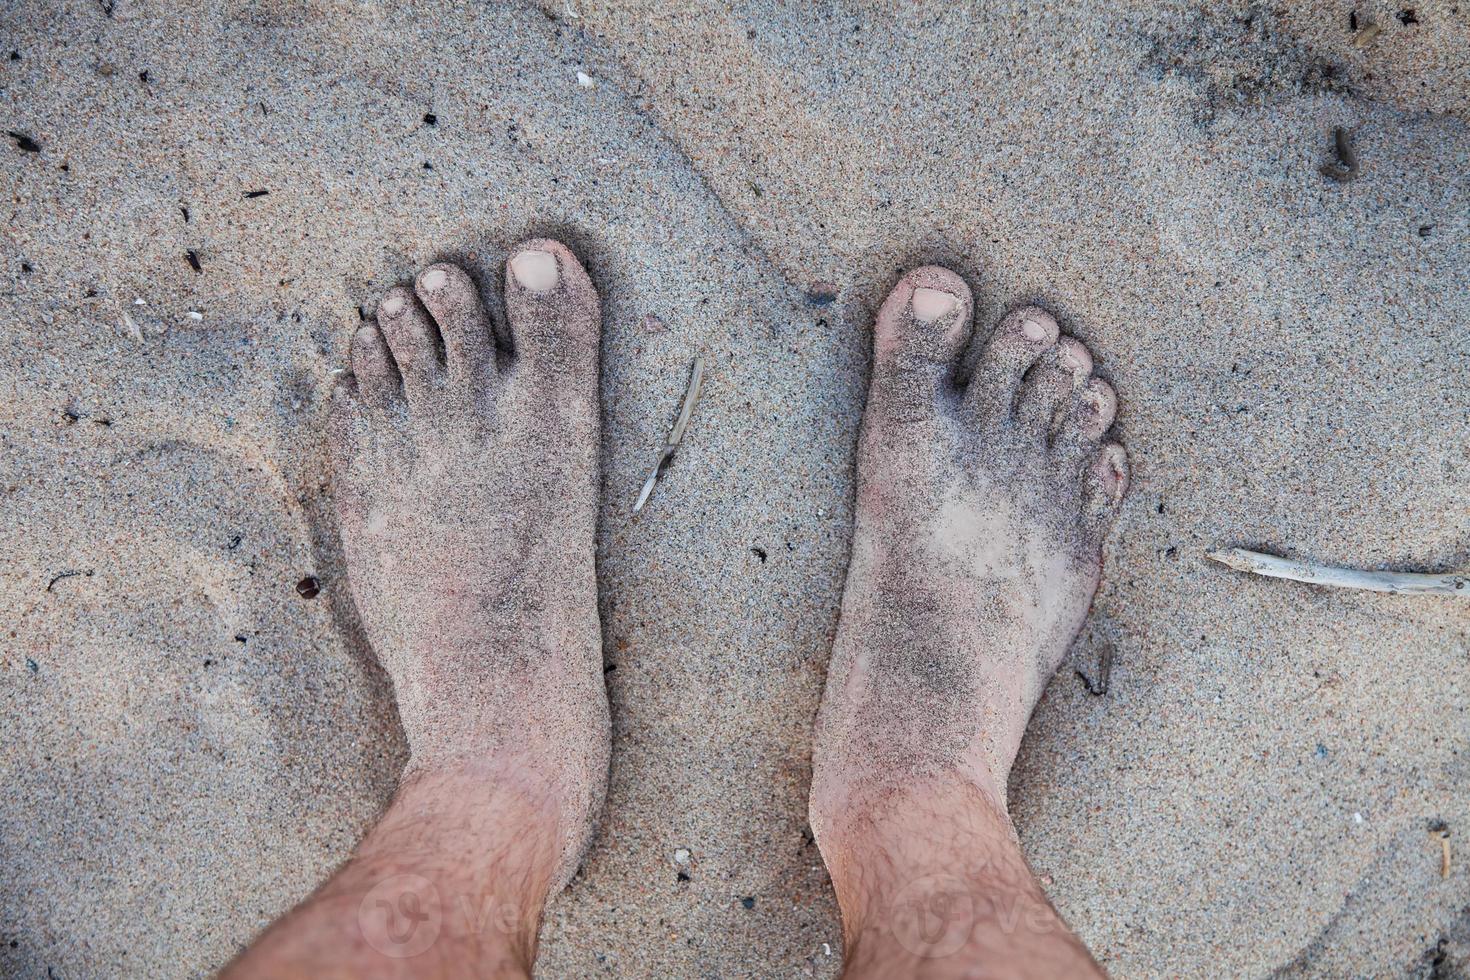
[868, 266, 974, 422]
[503, 238, 601, 384]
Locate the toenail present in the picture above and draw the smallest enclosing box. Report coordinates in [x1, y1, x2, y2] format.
[510, 249, 559, 292]
[911, 287, 959, 323]
[380, 294, 406, 316]
[1021, 318, 1049, 342]
[420, 269, 449, 291]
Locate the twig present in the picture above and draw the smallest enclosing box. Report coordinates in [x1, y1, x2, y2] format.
[1430, 821, 1451, 879]
[1207, 548, 1469, 597]
[1075, 645, 1112, 696]
[1320, 127, 1359, 183]
[1351, 22, 1381, 47]
[633, 357, 704, 513]
[46, 568, 94, 592]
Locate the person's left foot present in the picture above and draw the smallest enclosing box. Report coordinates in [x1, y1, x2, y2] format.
[327, 240, 610, 890]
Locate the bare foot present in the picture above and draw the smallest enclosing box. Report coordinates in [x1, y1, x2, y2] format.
[328, 240, 610, 890]
[810, 267, 1126, 975]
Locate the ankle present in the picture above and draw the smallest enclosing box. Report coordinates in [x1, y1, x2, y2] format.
[818, 774, 1008, 924]
[357, 764, 563, 950]
[815, 775, 1101, 978]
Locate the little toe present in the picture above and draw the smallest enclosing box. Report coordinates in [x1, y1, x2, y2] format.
[868, 266, 974, 422]
[1084, 442, 1130, 522]
[963, 305, 1059, 422]
[503, 238, 601, 382]
[1014, 337, 1092, 440]
[415, 263, 496, 384]
[376, 287, 443, 407]
[328, 373, 373, 528]
[350, 324, 398, 409]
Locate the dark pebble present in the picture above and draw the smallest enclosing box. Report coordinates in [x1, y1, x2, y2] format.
[805, 281, 838, 306]
[296, 575, 320, 599]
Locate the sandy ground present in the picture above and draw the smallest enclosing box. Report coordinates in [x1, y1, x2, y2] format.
[1, 1, 1467, 977]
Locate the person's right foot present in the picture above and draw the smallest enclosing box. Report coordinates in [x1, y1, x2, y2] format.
[810, 266, 1126, 970]
[328, 240, 610, 892]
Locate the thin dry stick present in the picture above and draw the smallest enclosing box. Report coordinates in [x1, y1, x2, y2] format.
[1351, 21, 1382, 47]
[633, 357, 705, 513]
[1207, 548, 1470, 597]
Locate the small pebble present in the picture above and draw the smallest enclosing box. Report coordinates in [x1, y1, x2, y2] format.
[296, 576, 321, 599]
[805, 281, 838, 305]
[576, 70, 596, 88]
[674, 848, 691, 865]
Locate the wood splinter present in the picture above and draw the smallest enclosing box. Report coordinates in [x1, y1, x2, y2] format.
[1320, 127, 1359, 183]
[1208, 548, 1469, 597]
[633, 357, 705, 513]
[1429, 822, 1451, 879]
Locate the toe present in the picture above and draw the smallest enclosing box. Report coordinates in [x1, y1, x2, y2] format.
[868, 266, 974, 422]
[376, 287, 443, 407]
[415, 263, 496, 384]
[1072, 378, 1118, 441]
[503, 238, 601, 381]
[1084, 442, 1129, 521]
[350, 324, 398, 409]
[1014, 337, 1092, 440]
[1053, 376, 1118, 472]
[328, 378, 370, 527]
[963, 305, 1059, 422]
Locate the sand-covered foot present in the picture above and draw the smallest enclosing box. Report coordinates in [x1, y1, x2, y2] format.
[328, 240, 610, 888]
[811, 265, 1127, 849]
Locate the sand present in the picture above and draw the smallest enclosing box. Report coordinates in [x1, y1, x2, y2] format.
[1, 0, 1467, 976]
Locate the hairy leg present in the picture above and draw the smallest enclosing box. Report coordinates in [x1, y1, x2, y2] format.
[222, 765, 560, 979]
[224, 241, 609, 978]
[812, 267, 1126, 978]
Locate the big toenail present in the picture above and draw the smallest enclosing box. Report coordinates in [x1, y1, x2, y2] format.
[510, 250, 559, 292]
[1021, 318, 1048, 342]
[911, 287, 959, 323]
[420, 269, 449, 291]
[380, 294, 406, 315]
